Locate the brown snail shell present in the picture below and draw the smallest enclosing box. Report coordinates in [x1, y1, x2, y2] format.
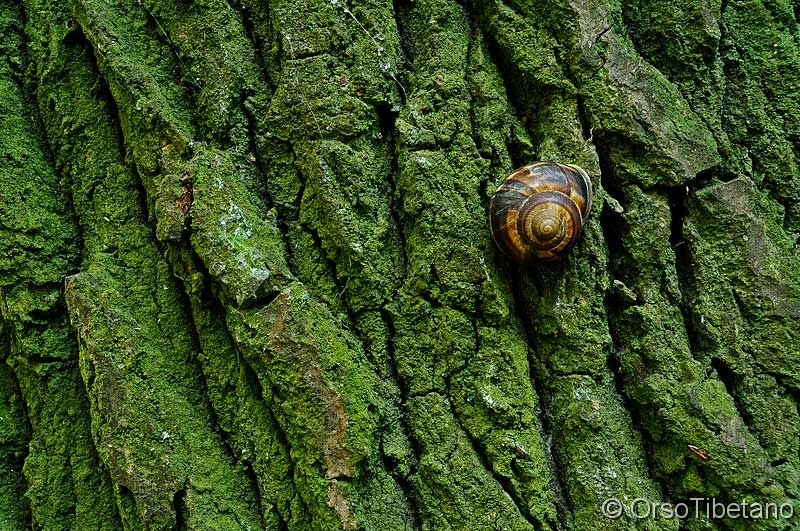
[489, 162, 592, 263]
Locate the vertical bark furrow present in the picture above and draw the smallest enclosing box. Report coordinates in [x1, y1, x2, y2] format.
[168, 245, 300, 529]
[137, 0, 269, 145]
[508, 271, 577, 529]
[168, 257, 271, 531]
[378, 308, 422, 530]
[223, 0, 277, 95]
[260, 0, 405, 313]
[621, 0, 729, 166]
[471, 3, 679, 529]
[624, 0, 800, 236]
[0, 360, 30, 530]
[222, 291, 414, 530]
[680, 178, 800, 489]
[70, 0, 416, 527]
[2, 3, 121, 528]
[620, 1, 800, 514]
[404, 392, 536, 530]
[471, 1, 592, 166]
[719, 1, 800, 234]
[568, 4, 795, 524]
[445, 363, 548, 530]
[24, 2, 269, 528]
[392, 0, 567, 528]
[551, 2, 798, 526]
[566, 0, 720, 188]
[462, 22, 532, 184]
[252, 1, 419, 528]
[513, 257, 675, 531]
[603, 185, 786, 526]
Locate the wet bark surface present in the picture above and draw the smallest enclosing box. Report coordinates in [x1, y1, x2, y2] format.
[1, 0, 799, 529]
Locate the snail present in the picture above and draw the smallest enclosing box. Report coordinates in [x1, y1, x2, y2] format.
[488, 162, 592, 263]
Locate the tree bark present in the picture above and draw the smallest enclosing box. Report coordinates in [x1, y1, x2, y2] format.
[1, 0, 799, 529]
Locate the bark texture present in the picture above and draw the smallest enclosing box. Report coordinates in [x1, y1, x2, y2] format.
[1, 0, 799, 529]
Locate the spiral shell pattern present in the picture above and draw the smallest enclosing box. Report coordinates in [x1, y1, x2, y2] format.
[489, 162, 592, 263]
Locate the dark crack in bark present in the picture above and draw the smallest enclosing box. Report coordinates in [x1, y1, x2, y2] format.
[509, 270, 574, 530]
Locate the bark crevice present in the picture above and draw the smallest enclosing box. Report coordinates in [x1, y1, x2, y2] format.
[509, 270, 574, 530]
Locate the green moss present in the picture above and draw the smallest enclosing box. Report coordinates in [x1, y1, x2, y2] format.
[1, 3, 123, 528]
[448, 324, 563, 528]
[296, 138, 402, 311]
[5, 0, 799, 527]
[511, 197, 673, 530]
[391, 1, 577, 528]
[187, 144, 292, 305]
[719, 0, 800, 233]
[466, 32, 533, 171]
[571, 2, 720, 186]
[680, 177, 800, 487]
[406, 392, 535, 531]
[471, 0, 574, 141]
[604, 185, 793, 528]
[624, 0, 800, 233]
[0, 364, 30, 530]
[622, 0, 729, 158]
[66, 0, 419, 525]
[139, 0, 265, 141]
[242, 1, 421, 526]
[0, 14, 78, 291]
[224, 284, 413, 530]
[545, 375, 678, 531]
[169, 245, 298, 529]
[65, 260, 264, 529]
[21, 2, 266, 526]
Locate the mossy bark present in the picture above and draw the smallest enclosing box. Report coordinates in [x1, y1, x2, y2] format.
[1, 0, 799, 529]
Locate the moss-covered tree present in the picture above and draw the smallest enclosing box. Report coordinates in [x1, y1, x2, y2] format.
[2, 0, 799, 529]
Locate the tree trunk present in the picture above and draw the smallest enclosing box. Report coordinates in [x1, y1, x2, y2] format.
[2, 0, 799, 529]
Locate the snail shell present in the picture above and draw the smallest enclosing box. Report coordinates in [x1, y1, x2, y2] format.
[489, 162, 592, 263]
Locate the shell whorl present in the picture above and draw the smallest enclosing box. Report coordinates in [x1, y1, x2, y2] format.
[489, 162, 592, 263]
